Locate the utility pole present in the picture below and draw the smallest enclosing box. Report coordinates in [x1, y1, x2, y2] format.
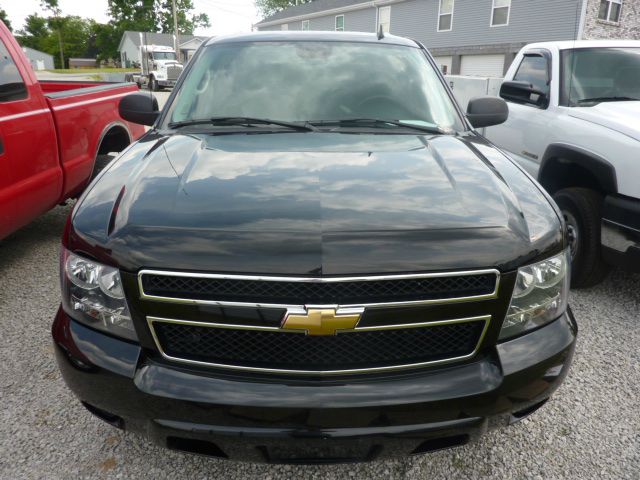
[41, 1, 64, 68]
[56, 22, 64, 69]
[172, 0, 179, 56]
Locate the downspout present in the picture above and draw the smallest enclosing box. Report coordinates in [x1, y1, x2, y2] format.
[577, 0, 588, 40]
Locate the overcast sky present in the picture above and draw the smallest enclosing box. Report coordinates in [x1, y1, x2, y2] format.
[2, 0, 260, 36]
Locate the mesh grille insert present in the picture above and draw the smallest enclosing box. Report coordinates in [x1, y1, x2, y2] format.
[153, 320, 486, 372]
[141, 272, 497, 305]
[166, 66, 181, 80]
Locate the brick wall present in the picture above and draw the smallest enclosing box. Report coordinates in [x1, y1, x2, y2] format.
[583, 0, 640, 39]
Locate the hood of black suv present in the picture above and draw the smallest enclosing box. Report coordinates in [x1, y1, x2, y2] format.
[70, 132, 562, 274]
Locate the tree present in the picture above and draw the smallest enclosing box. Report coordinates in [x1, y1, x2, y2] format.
[0, 8, 12, 31]
[41, 0, 65, 69]
[107, 0, 158, 34]
[41, 16, 94, 68]
[108, 0, 209, 35]
[256, 0, 314, 18]
[92, 22, 120, 63]
[16, 14, 49, 51]
[156, 0, 210, 35]
[17, 14, 100, 68]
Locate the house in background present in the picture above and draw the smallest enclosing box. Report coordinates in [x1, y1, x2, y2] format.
[255, 0, 640, 77]
[582, 0, 639, 39]
[118, 31, 209, 67]
[69, 58, 97, 69]
[178, 37, 206, 63]
[21, 46, 54, 70]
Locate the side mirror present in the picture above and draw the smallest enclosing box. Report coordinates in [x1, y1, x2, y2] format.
[466, 96, 509, 128]
[119, 93, 159, 126]
[499, 80, 548, 108]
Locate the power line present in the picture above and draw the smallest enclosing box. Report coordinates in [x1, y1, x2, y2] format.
[197, 0, 256, 18]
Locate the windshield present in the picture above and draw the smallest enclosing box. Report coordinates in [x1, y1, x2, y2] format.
[164, 41, 464, 131]
[153, 52, 177, 60]
[561, 48, 640, 106]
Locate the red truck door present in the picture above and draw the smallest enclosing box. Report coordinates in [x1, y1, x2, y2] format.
[0, 34, 61, 238]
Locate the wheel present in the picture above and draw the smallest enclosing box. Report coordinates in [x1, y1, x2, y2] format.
[148, 76, 158, 91]
[552, 188, 610, 288]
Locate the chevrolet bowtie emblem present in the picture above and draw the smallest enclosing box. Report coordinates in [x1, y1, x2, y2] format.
[282, 308, 363, 336]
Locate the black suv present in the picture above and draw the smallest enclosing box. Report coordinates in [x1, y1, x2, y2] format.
[53, 32, 576, 463]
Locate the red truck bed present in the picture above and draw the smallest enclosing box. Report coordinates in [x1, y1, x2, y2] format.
[43, 82, 145, 199]
[0, 20, 146, 239]
[39, 80, 110, 94]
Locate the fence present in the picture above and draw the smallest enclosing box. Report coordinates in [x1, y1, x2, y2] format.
[444, 75, 503, 111]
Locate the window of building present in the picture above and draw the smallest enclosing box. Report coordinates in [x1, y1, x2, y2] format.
[302, 20, 310, 31]
[438, 0, 454, 32]
[491, 0, 511, 27]
[598, 0, 622, 22]
[335, 15, 344, 31]
[281, 23, 289, 31]
[0, 40, 27, 102]
[378, 6, 391, 33]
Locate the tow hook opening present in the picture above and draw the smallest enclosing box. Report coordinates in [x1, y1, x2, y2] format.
[166, 437, 229, 459]
[81, 401, 124, 429]
[509, 398, 549, 424]
[411, 434, 470, 455]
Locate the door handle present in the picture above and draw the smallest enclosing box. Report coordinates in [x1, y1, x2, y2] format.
[0, 136, 4, 155]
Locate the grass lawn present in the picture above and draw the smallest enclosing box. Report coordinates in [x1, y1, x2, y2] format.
[45, 68, 138, 74]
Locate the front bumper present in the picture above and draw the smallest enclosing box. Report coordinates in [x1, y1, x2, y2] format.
[52, 307, 577, 463]
[157, 79, 177, 87]
[602, 195, 640, 271]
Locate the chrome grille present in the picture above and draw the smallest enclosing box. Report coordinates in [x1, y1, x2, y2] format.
[167, 66, 182, 80]
[140, 270, 499, 375]
[139, 270, 499, 307]
[148, 316, 490, 375]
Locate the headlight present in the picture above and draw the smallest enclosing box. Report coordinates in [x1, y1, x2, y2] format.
[61, 248, 137, 341]
[500, 250, 570, 340]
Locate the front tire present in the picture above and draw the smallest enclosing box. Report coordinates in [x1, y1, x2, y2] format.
[553, 188, 610, 288]
[148, 76, 158, 91]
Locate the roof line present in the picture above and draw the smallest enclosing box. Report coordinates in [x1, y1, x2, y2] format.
[255, 0, 405, 27]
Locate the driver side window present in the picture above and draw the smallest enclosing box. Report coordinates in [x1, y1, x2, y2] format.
[513, 54, 550, 100]
[0, 39, 27, 103]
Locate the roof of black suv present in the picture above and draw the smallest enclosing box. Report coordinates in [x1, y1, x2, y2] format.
[205, 31, 420, 48]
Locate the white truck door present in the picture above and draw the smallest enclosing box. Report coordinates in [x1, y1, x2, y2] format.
[485, 51, 555, 178]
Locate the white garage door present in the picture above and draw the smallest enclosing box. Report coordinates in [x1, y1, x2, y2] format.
[460, 54, 505, 77]
[433, 56, 453, 75]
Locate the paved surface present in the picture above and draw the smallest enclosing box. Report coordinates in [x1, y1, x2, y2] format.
[154, 91, 172, 109]
[0, 98, 637, 478]
[35, 71, 98, 82]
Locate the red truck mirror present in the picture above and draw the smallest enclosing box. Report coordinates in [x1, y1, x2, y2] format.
[119, 93, 160, 126]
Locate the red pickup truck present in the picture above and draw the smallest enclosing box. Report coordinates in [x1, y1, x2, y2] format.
[0, 21, 145, 239]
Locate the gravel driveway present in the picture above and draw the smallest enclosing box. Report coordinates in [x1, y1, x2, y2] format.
[1, 189, 638, 477]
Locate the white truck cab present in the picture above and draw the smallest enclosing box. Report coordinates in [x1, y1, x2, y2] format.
[485, 40, 640, 287]
[130, 44, 184, 91]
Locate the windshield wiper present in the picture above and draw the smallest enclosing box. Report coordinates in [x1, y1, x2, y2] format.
[309, 118, 449, 134]
[577, 96, 640, 104]
[168, 116, 318, 132]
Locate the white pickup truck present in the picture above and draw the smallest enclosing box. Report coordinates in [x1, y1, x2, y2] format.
[485, 40, 640, 288]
